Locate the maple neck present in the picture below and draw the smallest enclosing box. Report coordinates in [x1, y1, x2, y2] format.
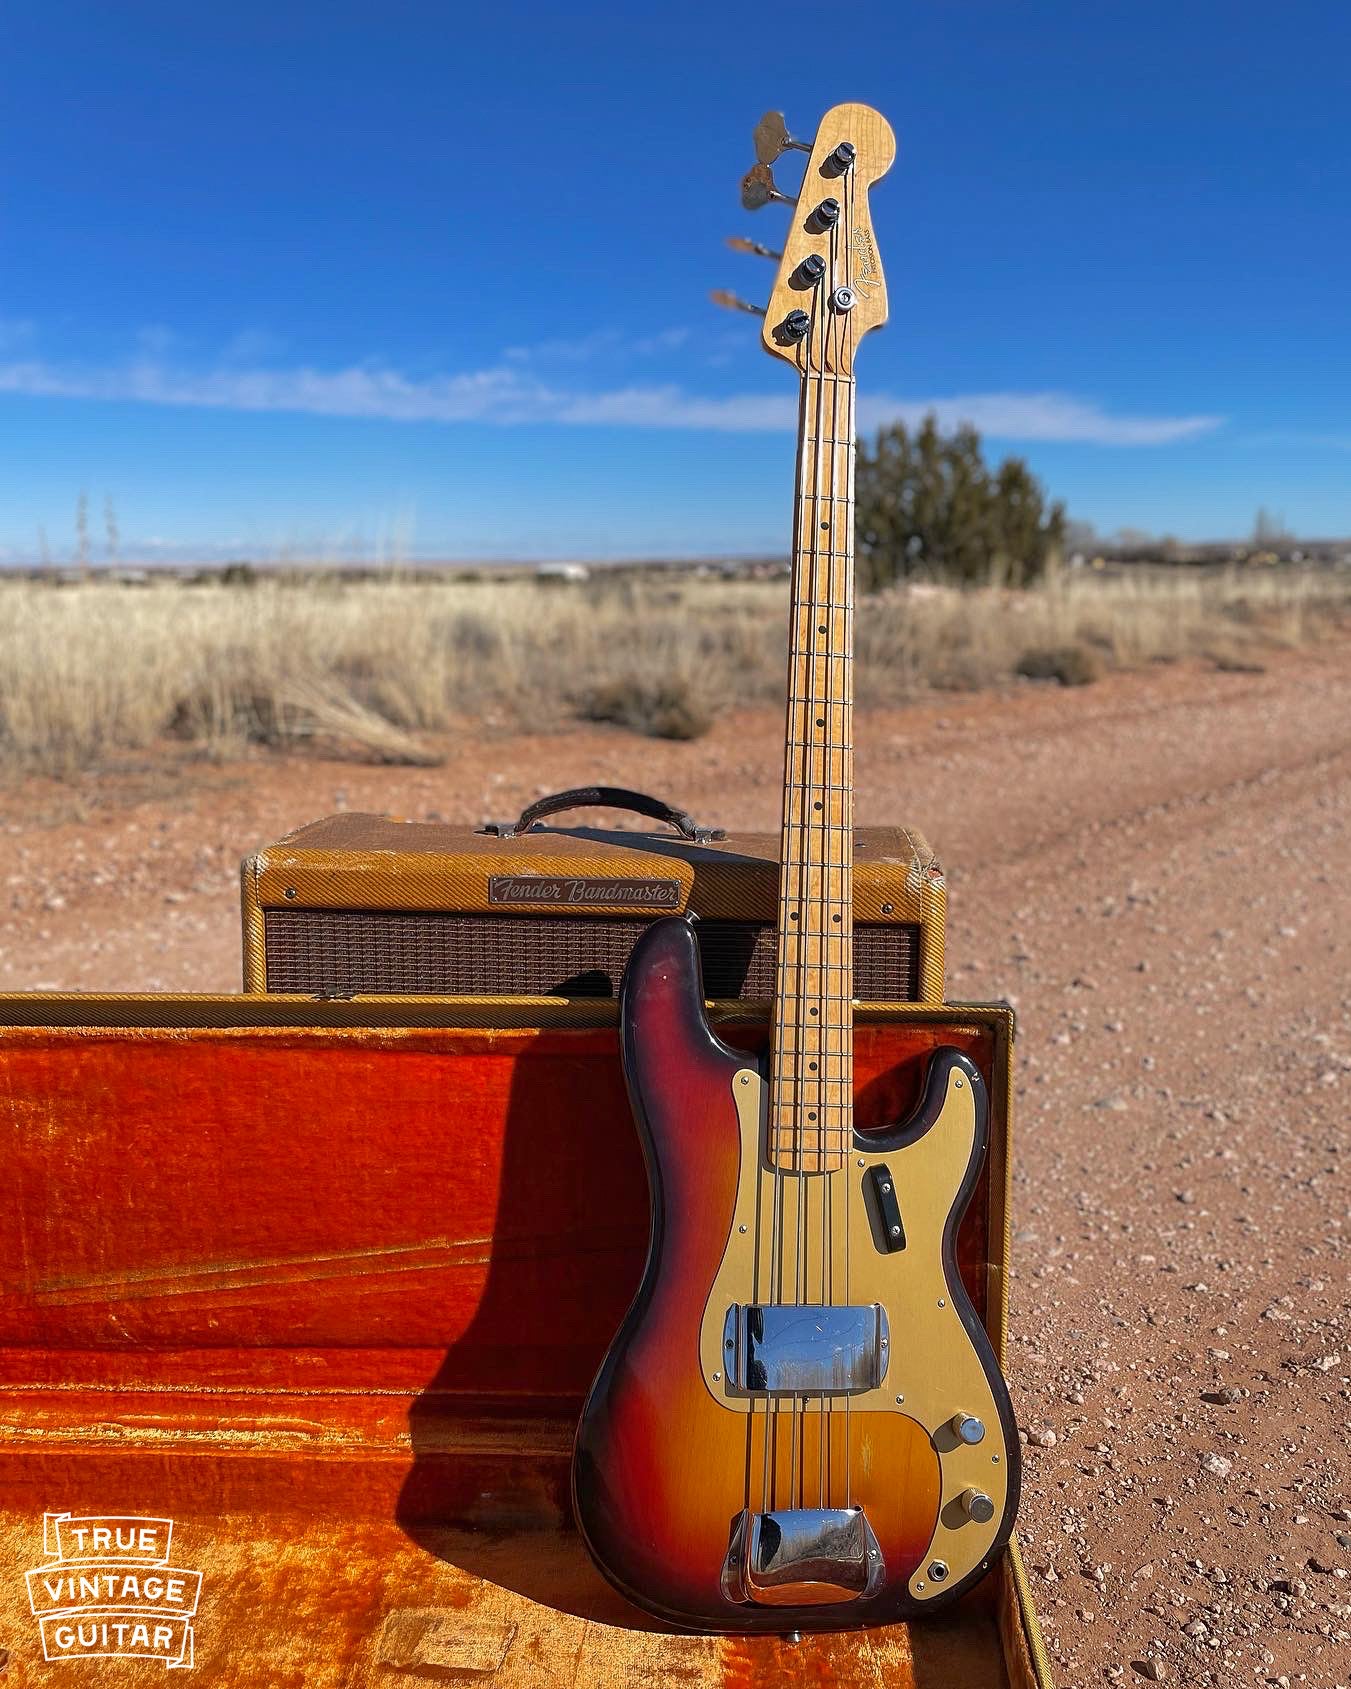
[769, 367, 857, 1174]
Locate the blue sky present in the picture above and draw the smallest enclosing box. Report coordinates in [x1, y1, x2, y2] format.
[3, 1, 1349, 561]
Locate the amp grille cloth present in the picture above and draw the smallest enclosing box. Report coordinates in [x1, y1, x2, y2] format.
[264, 909, 921, 1000]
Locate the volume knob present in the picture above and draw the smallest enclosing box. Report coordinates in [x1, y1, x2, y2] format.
[960, 1487, 996, 1524]
[950, 1413, 986, 1445]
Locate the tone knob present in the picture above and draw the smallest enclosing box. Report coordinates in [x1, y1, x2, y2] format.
[950, 1412, 986, 1445]
[960, 1487, 996, 1524]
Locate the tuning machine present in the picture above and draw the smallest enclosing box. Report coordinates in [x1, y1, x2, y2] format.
[726, 235, 782, 261]
[753, 110, 810, 164]
[709, 289, 766, 319]
[740, 162, 795, 212]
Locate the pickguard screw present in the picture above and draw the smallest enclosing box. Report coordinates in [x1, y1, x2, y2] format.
[880, 1337, 888, 1347]
[916, 1580, 926, 1591]
[992, 1454, 1001, 1464]
[857, 1157, 866, 1167]
[937, 1298, 946, 1308]
[740, 1074, 750, 1085]
[895, 1393, 905, 1403]
[739, 1223, 748, 1233]
[954, 1076, 964, 1089]
[712, 1371, 721, 1381]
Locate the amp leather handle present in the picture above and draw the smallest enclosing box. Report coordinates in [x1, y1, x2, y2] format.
[482, 786, 727, 843]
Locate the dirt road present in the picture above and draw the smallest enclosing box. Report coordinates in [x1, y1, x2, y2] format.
[3, 646, 1349, 1686]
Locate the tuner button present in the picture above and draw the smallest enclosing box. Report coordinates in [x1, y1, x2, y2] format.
[950, 1413, 986, 1445]
[780, 309, 811, 343]
[709, 289, 766, 319]
[741, 162, 794, 212]
[815, 197, 841, 229]
[754, 110, 811, 164]
[959, 1488, 997, 1524]
[797, 254, 827, 284]
[829, 140, 857, 172]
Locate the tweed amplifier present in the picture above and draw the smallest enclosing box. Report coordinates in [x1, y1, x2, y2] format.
[241, 787, 946, 1001]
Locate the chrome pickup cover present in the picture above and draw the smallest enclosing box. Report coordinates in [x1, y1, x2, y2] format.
[721, 1302, 889, 1395]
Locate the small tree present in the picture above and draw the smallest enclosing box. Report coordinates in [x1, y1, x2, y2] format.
[856, 414, 1065, 589]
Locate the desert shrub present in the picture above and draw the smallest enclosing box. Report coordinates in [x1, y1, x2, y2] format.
[577, 675, 713, 740]
[1016, 644, 1104, 686]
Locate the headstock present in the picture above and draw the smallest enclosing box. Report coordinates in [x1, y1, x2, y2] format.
[713, 103, 895, 380]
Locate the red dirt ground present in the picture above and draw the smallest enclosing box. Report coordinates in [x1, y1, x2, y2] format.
[2, 647, 1349, 1687]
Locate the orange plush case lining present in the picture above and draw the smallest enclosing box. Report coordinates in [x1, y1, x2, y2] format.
[0, 1000, 1046, 1688]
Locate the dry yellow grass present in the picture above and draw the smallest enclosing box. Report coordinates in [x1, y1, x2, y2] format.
[1, 566, 1347, 777]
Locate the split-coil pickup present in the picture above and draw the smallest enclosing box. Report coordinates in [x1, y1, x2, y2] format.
[720, 1302, 889, 1395]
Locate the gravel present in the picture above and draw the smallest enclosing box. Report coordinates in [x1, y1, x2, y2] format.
[4, 645, 1350, 1687]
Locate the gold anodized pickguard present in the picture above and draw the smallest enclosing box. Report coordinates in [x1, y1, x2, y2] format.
[697, 1066, 1010, 1599]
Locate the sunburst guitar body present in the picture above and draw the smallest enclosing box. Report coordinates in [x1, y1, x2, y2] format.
[572, 103, 1020, 1631]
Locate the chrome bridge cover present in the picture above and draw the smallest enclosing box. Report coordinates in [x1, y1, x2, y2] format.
[723, 1506, 886, 1606]
[721, 1302, 889, 1395]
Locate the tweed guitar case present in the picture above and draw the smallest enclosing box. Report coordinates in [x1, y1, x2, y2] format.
[240, 787, 947, 1002]
[0, 992, 1051, 1688]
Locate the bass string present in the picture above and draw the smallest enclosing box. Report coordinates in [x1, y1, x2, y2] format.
[786, 272, 830, 1512]
[802, 260, 832, 1509]
[762, 321, 818, 1516]
[838, 157, 858, 1512]
[816, 210, 846, 1509]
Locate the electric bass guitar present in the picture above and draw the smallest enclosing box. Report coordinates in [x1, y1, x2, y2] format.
[573, 102, 1019, 1632]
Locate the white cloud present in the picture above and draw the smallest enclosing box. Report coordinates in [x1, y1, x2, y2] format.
[861, 391, 1221, 446]
[0, 350, 1222, 445]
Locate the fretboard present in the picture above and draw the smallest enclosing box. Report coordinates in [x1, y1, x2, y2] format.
[769, 367, 856, 1174]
